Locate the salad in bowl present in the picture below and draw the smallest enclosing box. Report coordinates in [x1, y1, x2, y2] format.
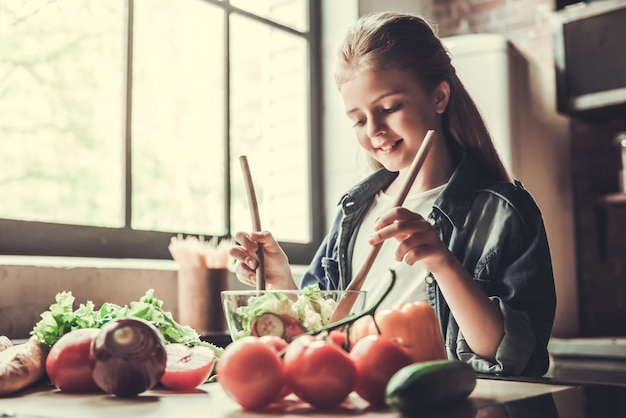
[221, 285, 367, 343]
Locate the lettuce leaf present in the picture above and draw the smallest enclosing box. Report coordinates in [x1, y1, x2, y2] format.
[30, 289, 223, 358]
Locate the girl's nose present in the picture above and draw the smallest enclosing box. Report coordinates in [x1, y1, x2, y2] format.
[367, 117, 386, 138]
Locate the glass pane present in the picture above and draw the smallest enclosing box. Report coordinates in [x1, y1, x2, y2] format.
[230, 14, 311, 243]
[231, 0, 308, 32]
[0, 0, 126, 227]
[132, 0, 226, 235]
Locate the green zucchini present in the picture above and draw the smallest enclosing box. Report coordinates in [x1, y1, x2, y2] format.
[385, 359, 476, 415]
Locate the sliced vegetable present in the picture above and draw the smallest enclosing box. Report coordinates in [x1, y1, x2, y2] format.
[46, 328, 101, 393]
[160, 343, 216, 391]
[235, 284, 337, 342]
[252, 313, 285, 338]
[385, 359, 477, 414]
[90, 317, 167, 397]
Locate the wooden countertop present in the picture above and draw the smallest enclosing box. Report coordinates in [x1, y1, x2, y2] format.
[0, 377, 578, 418]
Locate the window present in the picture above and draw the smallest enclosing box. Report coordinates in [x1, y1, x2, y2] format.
[0, 0, 322, 265]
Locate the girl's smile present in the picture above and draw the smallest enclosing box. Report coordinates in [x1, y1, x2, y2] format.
[340, 68, 445, 174]
[376, 138, 403, 153]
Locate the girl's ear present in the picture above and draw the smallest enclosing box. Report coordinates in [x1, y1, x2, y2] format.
[434, 81, 450, 114]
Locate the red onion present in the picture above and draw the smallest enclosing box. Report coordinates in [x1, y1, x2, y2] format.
[90, 317, 167, 397]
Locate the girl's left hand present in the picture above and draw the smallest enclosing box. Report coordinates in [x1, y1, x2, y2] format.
[368, 207, 452, 272]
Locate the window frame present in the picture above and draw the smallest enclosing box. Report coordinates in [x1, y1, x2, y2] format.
[0, 0, 324, 266]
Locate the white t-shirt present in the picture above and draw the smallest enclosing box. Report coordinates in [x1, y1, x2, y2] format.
[351, 183, 446, 310]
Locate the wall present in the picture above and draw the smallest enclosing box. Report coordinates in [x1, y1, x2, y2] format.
[0, 258, 179, 339]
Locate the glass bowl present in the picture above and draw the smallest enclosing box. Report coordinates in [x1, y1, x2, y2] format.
[221, 287, 367, 343]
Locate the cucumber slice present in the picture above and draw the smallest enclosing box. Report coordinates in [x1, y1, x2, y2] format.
[253, 313, 286, 338]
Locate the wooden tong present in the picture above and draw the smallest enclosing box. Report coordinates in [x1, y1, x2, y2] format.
[239, 155, 266, 291]
[329, 130, 436, 322]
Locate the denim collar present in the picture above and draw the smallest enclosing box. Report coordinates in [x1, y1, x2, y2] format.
[433, 154, 488, 229]
[338, 154, 489, 229]
[338, 168, 397, 210]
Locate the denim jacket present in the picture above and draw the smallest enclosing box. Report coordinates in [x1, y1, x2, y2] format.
[301, 154, 556, 376]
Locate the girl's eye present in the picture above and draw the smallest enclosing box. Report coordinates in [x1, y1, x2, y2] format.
[382, 104, 402, 114]
[352, 118, 366, 128]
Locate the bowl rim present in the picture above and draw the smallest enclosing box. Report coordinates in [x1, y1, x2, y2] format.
[221, 289, 366, 296]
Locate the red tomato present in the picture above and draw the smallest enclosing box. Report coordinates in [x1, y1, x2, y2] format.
[258, 335, 291, 399]
[258, 335, 288, 353]
[283, 335, 356, 409]
[328, 330, 350, 349]
[45, 328, 101, 393]
[217, 336, 284, 410]
[159, 344, 216, 391]
[349, 334, 413, 405]
[281, 315, 306, 341]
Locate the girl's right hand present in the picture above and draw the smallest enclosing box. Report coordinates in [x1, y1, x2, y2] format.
[229, 231, 297, 290]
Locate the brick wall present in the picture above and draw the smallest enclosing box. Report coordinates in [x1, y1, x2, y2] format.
[432, 0, 554, 66]
[431, 0, 626, 336]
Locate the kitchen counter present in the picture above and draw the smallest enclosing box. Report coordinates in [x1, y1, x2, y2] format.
[1, 376, 624, 418]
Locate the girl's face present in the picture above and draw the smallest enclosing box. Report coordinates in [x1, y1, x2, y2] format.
[339, 68, 447, 173]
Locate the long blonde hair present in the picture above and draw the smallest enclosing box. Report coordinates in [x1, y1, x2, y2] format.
[334, 12, 510, 182]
